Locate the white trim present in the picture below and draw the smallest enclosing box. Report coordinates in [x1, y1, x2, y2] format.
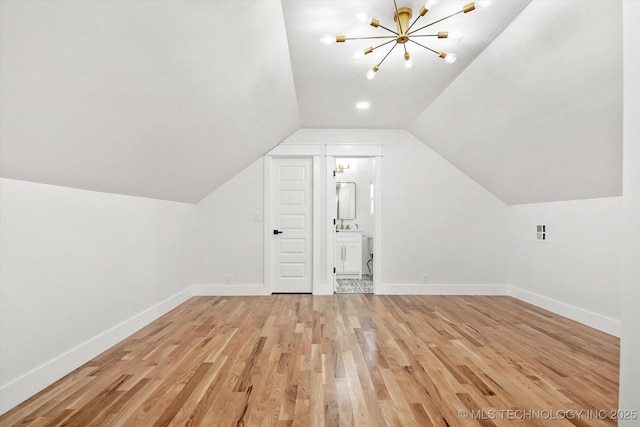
[263, 156, 272, 294]
[0, 287, 193, 415]
[509, 286, 621, 337]
[312, 156, 323, 294]
[375, 283, 510, 295]
[373, 155, 382, 293]
[267, 144, 324, 156]
[326, 144, 383, 156]
[312, 284, 333, 296]
[193, 284, 270, 296]
[326, 155, 336, 294]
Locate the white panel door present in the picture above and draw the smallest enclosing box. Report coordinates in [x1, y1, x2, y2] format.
[271, 158, 313, 293]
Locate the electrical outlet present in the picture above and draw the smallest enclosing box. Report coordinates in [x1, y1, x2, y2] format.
[225, 274, 233, 284]
[422, 274, 428, 284]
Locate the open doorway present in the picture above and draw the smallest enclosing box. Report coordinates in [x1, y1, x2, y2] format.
[333, 157, 375, 293]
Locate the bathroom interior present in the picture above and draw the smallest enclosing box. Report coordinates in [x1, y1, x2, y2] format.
[334, 157, 374, 293]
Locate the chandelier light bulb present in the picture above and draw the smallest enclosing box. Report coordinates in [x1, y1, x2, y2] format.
[424, 0, 440, 9]
[449, 31, 465, 41]
[366, 66, 379, 80]
[356, 11, 371, 24]
[420, 0, 440, 16]
[404, 52, 413, 69]
[320, 34, 334, 45]
[477, 0, 493, 8]
[444, 53, 457, 64]
[353, 50, 365, 60]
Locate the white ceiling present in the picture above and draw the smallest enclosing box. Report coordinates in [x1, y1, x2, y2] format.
[0, 0, 623, 205]
[0, 1, 299, 203]
[282, 0, 531, 128]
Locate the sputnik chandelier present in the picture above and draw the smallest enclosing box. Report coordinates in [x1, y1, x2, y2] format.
[321, 1, 490, 79]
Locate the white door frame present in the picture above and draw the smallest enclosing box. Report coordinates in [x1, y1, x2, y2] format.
[326, 149, 382, 294]
[265, 144, 382, 295]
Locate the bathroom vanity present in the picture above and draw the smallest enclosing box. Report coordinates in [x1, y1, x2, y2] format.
[335, 231, 362, 279]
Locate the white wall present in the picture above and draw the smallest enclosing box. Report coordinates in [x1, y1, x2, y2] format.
[0, 178, 195, 413]
[193, 129, 509, 293]
[508, 197, 622, 335]
[193, 159, 264, 290]
[619, 0, 640, 418]
[380, 131, 508, 288]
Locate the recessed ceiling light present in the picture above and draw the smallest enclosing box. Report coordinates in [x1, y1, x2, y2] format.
[356, 101, 370, 109]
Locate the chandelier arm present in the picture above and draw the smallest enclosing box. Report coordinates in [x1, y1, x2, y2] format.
[371, 39, 397, 51]
[377, 42, 400, 68]
[344, 35, 398, 41]
[392, 0, 404, 34]
[408, 10, 463, 35]
[408, 39, 439, 55]
[376, 24, 399, 35]
[410, 34, 440, 38]
[406, 14, 424, 33]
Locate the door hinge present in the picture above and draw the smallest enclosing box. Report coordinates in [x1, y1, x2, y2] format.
[333, 170, 336, 177]
[333, 267, 336, 273]
[333, 218, 336, 225]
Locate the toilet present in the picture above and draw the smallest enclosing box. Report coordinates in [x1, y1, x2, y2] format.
[367, 236, 374, 275]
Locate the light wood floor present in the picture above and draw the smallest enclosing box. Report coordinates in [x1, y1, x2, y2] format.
[0, 295, 619, 426]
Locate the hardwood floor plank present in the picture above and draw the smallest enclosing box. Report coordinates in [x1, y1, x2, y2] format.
[0, 295, 619, 426]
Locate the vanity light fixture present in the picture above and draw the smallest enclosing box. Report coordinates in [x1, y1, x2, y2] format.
[321, 0, 491, 79]
[336, 164, 351, 173]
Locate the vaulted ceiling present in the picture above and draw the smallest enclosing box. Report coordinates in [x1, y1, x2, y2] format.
[0, 0, 623, 204]
[0, 1, 299, 203]
[408, 0, 622, 204]
[282, 0, 531, 129]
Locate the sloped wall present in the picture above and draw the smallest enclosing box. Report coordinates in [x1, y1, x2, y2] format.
[408, 0, 622, 205]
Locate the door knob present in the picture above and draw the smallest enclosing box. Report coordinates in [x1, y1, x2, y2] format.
[273, 229, 283, 235]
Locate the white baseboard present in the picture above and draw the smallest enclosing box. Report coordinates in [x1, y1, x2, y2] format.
[192, 284, 270, 296]
[375, 283, 510, 295]
[509, 286, 621, 337]
[0, 287, 194, 415]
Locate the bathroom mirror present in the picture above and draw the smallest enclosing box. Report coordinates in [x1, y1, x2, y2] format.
[336, 182, 356, 219]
